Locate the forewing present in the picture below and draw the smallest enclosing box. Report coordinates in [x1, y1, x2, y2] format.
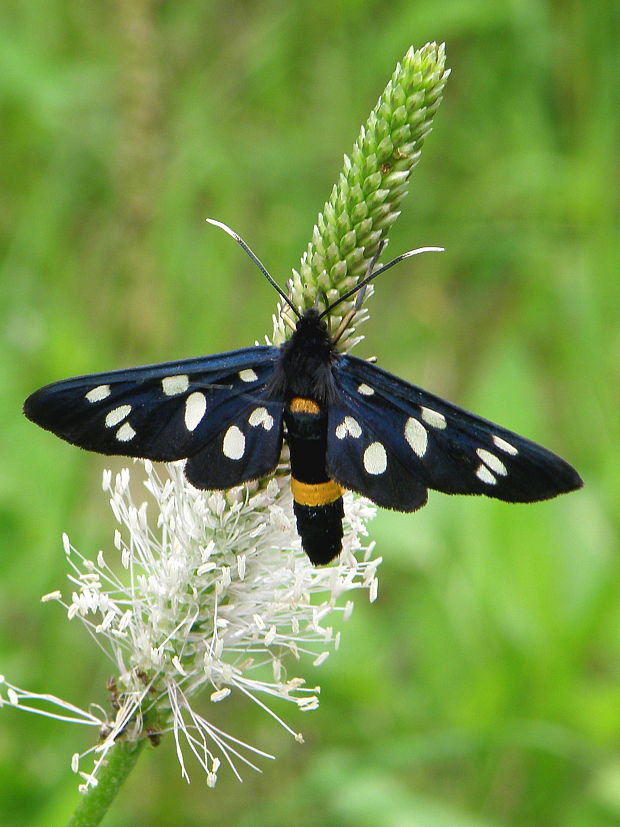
[328, 354, 582, 506]
[184, 398, 283, 489]
[25, 345, 284, 487]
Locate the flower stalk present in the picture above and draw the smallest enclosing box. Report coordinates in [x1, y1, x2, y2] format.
[65, 740, 145, 827]
[273, 41, 449, 345]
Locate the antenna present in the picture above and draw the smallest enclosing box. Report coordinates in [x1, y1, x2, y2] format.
[206, 218, 301, 319]
[319, 244, 444, 320]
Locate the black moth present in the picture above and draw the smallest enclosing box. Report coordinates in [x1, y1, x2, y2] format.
[24, 220, 582, 565]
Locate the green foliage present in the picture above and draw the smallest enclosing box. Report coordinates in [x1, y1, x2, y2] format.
[1, 1, 618, 824]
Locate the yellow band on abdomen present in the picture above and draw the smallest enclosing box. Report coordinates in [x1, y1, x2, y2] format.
[291, 477, 344, 506]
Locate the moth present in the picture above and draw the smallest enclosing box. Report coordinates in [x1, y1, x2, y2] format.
[24, 220, 582, 564]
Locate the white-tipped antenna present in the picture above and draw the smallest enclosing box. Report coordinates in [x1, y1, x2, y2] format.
[319, 245, 444, 320]
[206, 218, 301, 319]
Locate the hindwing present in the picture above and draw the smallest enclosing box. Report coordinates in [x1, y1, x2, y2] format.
[185, 397, 283, 489]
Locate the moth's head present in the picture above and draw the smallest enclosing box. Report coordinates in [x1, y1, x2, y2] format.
[288, 308, 333, 351]
[295, 307, 327, 334]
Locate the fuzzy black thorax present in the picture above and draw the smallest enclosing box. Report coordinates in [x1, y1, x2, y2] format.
[267, 309, 338, 404]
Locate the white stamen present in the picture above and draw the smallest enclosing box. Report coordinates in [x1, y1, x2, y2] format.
[7, 457, 379, 792]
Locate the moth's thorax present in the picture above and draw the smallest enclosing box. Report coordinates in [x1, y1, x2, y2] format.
[270, 309, 338, 403]
[288, 309, 334, 361]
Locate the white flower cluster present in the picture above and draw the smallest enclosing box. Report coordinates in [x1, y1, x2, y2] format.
[2, 460, 378, 790]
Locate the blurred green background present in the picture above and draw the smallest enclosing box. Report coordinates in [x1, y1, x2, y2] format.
[1, 1, 617, 825]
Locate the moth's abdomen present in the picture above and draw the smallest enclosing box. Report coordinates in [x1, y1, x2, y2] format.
[291, 498, 344, 566]
[285, 397, 344, 565]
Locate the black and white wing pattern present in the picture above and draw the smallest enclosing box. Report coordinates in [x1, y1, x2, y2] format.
[24, 345, 285, 489]
[327, 353, 582, 510]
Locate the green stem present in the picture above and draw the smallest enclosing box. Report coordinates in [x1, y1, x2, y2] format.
[65, 740, 145, 827]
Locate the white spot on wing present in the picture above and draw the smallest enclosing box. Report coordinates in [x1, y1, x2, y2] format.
[248, 407, 274, 431]
[363, 442, 387, 475]
[239, 369, 258, 383]
[223, 425, 245, 460]
[405, 417, 427, 457]
[162, 374, 189, 396]
[476, 464, 496, 485]
[116, 422, 136, 442]
[86, 385, 111, 403]
[421, 407, 447, 429]
[335, 416, 362, 439]
[357, 383, 374, 396]
[476, 448, 507, 476]
[493, 435, 518, 455]
[105, 405, 131, 428]
[184, 392, 207, 431]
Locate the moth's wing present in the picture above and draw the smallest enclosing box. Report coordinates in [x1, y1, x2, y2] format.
[327, 354, 582, 508]
[184, 396, 284, 489]
[326, 363, 428, 512]
[25, 345, 285, 488]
